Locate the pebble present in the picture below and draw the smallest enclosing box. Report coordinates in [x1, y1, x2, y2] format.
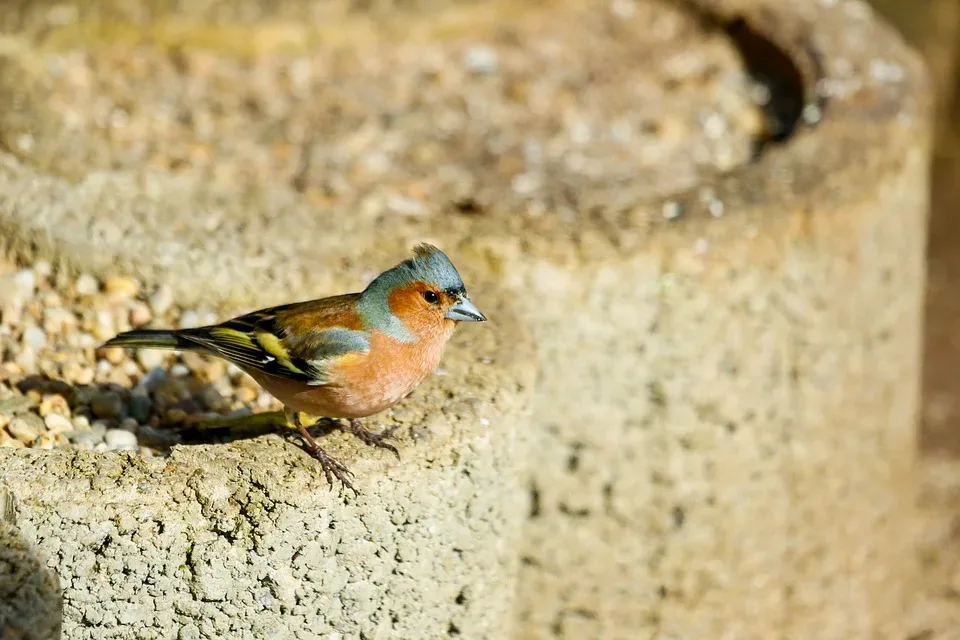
[33, 433, 65, 450]
[12, 269, 37, 297]
[136, 348, 166, 370]
[38, 394, 70, 417]
[0, 394, 34, 416]
[91, 392, 126, 420]
[148, 286, 174, 315]
[179, 311, 201, 328]
[62, 362, 95, 386]
[235, 386, 257, 404]
[89, 421, 109, 439]
[75, 274, 99, 296]
[130, 302, 153, 326]
[200, 387, 225, 411]
[104, 276, 139, 298]
[137, 367, 167, 393]
[67, 431, 100, 449]
[8, 416, 40, 444]
[22, 326, 47, 351]
[463, 45, 499, 74]
[43, 307, 76, 334]
[103, 346, 125, 365]
[129, 394, 152, 423]
[43, 413, 73, 434]
[0, 431, 24, 447]
[104, 428, 138, 449]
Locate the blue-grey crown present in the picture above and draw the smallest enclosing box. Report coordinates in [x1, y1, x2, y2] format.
[368, 243, 465, 295]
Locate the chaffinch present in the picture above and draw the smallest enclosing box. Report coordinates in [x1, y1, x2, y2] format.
[103, 244, 487, 493]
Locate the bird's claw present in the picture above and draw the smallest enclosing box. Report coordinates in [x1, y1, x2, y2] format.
[303, 442, 357, 496]
[346, 419, 401, 461]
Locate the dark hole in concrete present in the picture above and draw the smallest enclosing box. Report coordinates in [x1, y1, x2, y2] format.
[529, 482, 541, 518]
[558, 503, 590, 518]
[724, 17, 810, 149]
[672, 505, 686, 529]
[566, 442, 584, 473]
[676, 2, 826, 158]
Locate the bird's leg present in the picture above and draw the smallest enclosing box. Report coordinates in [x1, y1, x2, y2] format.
[286, 407, 356, 495]
[342, 418, 401, 461]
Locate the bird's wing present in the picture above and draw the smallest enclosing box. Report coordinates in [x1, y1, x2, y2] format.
[179, 294, 371, 385]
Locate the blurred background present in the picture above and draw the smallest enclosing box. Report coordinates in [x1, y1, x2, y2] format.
[869, 0, 960, 633]
[871, 0, 960, 456]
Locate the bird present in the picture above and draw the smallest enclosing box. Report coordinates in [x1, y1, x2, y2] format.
[102, 243, 488, 493]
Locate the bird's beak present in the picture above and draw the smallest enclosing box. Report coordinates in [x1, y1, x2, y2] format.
[445, 295, 487, 322]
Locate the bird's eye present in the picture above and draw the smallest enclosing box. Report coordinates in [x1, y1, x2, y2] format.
[423, 290, 440, 304]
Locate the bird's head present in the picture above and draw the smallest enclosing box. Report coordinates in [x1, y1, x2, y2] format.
[358, 244, 487, 341]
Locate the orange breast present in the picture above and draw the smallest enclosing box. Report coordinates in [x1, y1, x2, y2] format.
[254, 323, 454, 419]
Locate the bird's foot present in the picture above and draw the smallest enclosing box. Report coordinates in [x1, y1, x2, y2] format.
[286, 407, 357, 495]
[344, 419, 401, 461]
[302, 441, 357, 496]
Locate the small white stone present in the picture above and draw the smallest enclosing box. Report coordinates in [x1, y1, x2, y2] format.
[662, 200, 683, 220]
[512, 173, 540, 195]
[463, 45, 499, 74]
[104, 428, 138, 449]
[149, 286, 174, 315]
[22, 326, 47, 351]
[75, 273, 99, 296]
[44, 413, 74, 434]
[707, 199, 725, 217]
[170, 364, 190, 377]
[136, 349, 166, 370]
[12, 269, 36, 297]
[33, 260, 52, 279]
[179, 311, 201, 328]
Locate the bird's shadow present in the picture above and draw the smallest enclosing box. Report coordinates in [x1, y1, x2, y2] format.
[0, 490, 63, 639]
[10, 370, 337, 457]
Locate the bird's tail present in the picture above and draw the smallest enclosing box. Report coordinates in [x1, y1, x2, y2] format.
[101, 329, 200, 351]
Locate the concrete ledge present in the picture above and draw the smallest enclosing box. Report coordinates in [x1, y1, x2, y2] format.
[0, 295, 537, 639]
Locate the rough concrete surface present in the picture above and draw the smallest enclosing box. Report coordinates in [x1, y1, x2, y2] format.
[0, 296, 537, 639]
[0, 0, 933, 638]
[470, 1, 929, 637]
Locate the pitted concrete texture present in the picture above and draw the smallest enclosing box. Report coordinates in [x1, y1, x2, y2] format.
[482, 1, 929, 637]
[0, 0, 932, 638]
[0, 298, 537, 640]
[488, 1, 927, 637]
[0, 490, 62, 640]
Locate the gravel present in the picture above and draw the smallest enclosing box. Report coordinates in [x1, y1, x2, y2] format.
[0, 0, 762, 210]
[0, 259, 284, 456]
